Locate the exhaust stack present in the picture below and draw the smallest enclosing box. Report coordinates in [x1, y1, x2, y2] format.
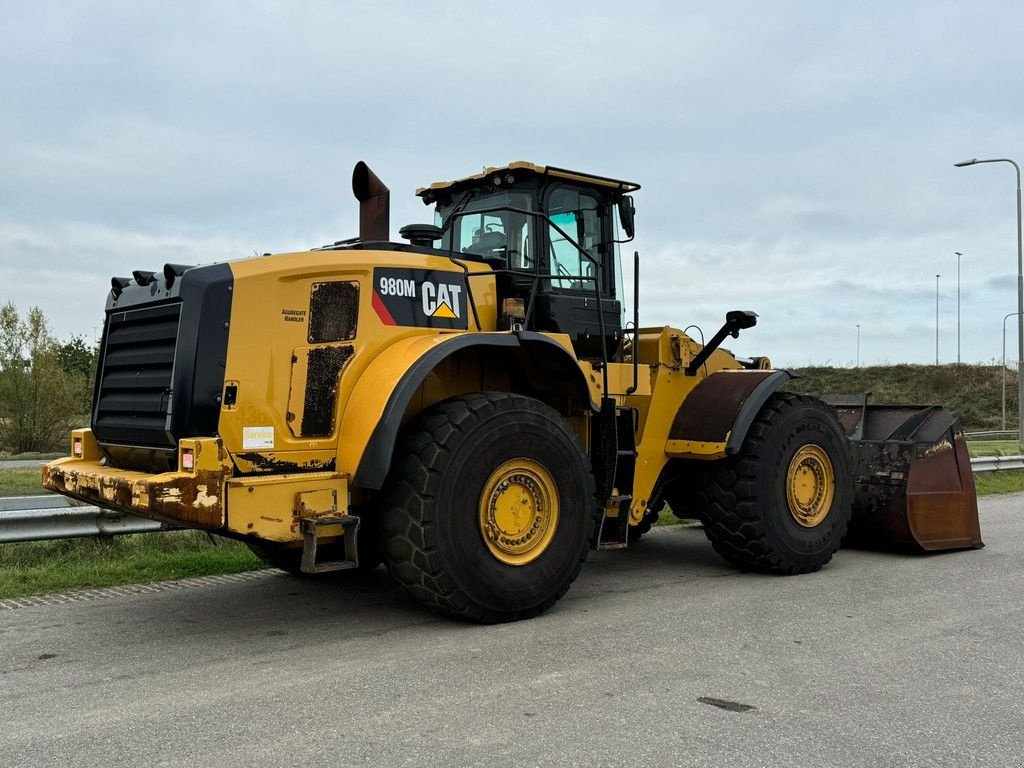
[351, 161, 390, 242]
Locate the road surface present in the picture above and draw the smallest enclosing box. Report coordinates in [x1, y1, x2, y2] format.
[2, 495, 1022, 767]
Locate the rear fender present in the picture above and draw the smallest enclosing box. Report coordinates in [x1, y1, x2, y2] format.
[341, 332, 595, 490]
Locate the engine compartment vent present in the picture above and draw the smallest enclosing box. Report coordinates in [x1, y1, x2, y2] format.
[308, 281, 359, 344]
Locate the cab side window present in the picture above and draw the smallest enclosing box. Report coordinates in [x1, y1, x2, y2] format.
[546, 187, 600, 291]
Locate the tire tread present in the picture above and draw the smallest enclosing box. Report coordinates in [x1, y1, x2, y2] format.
[380, 392, 599, 623]
[695, 393, 851, 575]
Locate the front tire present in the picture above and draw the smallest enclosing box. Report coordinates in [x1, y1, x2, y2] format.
[696, 393, 852, 574]
[379, 392, 599, 623]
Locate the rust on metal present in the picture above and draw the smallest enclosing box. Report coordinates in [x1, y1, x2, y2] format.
[826, 398, 983, 553]
[42, 439, 234, 530]
[669, 370, 774, 443]
[352, 161, 390, 242]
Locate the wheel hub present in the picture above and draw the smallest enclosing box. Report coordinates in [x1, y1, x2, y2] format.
[786, 444, 835, 528]
[479, 458, 559, 566]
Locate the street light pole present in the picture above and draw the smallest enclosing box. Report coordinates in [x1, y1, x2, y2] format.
[1004, 311, 1021, 431]
[956, 158, 1024, 445]
[955, 251, 963, 364]
[935, 274, 941, 366]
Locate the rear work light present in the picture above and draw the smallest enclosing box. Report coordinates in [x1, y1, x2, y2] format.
[73, 437, 83, 458]
[182, 449, 195, 471]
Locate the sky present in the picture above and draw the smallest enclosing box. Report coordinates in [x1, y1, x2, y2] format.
[1, 0, 1022, 367]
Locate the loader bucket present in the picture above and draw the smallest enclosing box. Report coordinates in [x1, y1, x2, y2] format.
[823, 395, 982, 553]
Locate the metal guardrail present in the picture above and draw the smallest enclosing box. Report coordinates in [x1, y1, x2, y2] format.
[971, 454, 1024, 473]
[965, 430, 1020, 440]
[0, 495, 169, 543]
[1, 454, 1022, 544]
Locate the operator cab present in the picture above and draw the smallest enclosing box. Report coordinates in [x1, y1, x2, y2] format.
[415, 162, 639, 359]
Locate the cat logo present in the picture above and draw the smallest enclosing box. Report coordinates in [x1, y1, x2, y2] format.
[422, 282, 462, 319]
[371, 267, 469, 330]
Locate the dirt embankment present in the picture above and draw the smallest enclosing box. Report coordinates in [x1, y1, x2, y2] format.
[789, 364, 1020, 432]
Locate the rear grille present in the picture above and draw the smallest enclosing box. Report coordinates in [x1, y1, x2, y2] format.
[93, 302, 182, 447]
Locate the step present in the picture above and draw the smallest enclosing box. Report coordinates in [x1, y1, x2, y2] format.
[299, 515, 360, 574]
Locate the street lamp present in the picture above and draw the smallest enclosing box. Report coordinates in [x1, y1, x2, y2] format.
[955, 158, 1024, 445]
[935, 274, 941, 366]
[1003, 311, 1021, 431]
[955, 251, 963, 364]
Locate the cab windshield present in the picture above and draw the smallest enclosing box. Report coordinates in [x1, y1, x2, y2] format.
[434, 191, 535, 270]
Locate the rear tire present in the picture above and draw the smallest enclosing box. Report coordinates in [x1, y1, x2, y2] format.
[379, 392, 599, 623]
[696, 393, 852, 574]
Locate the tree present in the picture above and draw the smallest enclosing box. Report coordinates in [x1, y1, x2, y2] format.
[0, 303, 86, 454]
[56, 335, 99, 379]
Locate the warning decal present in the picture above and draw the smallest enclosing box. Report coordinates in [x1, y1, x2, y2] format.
[371, 267, 469, 330]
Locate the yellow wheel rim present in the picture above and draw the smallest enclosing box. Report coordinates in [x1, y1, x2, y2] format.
[479, 458, 559, 566]
[786, 444, 835, 528]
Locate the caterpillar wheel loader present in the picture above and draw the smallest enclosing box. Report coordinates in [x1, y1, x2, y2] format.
[43, 161, 982, 623]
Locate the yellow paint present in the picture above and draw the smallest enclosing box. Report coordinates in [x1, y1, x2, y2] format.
[225, 472, 349, 542]
[664, 439, 728, 460]
[431, 301, 457, 319]
[619, 327, 744, 523]
[478, 458, 559, 566]
[69, 428, 101, 462]
[217, 250, 504, 476]
[786, 444, 835, 527]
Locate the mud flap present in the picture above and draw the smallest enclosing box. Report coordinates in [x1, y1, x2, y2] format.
[824, 395, 983, 552]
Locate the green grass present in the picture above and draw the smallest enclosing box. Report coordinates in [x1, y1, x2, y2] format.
[0, 467, 48, 497]
[968, 440, 1024, 457]
[975, 470, 1024, 496]
[0, 531, 264, 600]
[655, 506, 697, 526]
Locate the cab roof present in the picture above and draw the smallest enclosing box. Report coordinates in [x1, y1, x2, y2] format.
[415, 161, 641, 201]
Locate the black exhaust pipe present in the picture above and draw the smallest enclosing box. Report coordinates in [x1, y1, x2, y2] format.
[351, 161, 390, 242]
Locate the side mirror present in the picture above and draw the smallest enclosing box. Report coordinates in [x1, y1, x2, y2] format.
[617, 195, 636, 239]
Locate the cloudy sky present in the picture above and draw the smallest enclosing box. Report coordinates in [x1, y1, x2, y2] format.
[1, 1, 1022, 366]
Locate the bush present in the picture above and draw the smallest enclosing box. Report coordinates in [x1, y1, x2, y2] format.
[0, 304, 96, 454]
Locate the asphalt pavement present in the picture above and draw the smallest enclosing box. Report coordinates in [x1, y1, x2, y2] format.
[2, 495, 1023, 767]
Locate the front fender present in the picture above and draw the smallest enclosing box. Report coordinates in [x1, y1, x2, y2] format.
[665, 369, 795, 459]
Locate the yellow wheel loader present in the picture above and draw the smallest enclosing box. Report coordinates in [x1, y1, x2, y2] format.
[43, 161, 982, 622]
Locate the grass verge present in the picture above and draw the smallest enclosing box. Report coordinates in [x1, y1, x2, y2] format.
[0, 468, 48, 497]
[975, 470, 1024, 496]
[0, 452, 62, 461]
[968, 440, 1023, 457]
[0, 531, 264, 600]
